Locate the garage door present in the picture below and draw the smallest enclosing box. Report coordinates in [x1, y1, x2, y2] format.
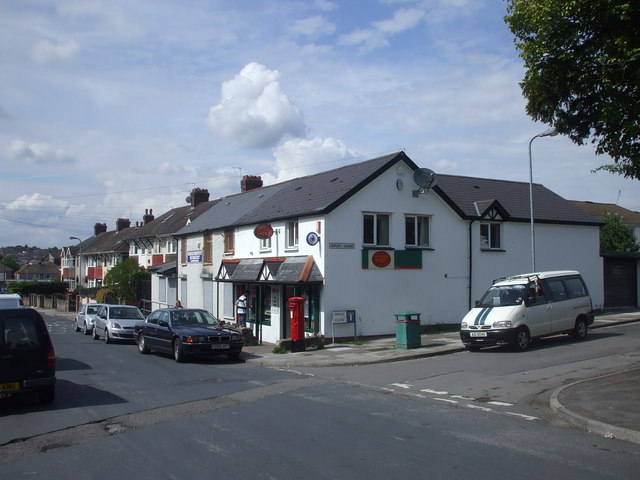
[604, 257, 637, 308]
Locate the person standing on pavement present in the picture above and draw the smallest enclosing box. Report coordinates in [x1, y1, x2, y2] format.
[235, 291, 248, 327]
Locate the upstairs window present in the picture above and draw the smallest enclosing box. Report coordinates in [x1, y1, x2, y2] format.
[480, 222, 501, 250]
[224, 229, 235, 254]
[405, 215, 430, 247]
[286, 221, 298, 249]
[203, 234, 213, 264]
[363, 213, 390, 247]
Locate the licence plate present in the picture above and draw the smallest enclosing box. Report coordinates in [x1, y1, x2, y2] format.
[212, 344, 230, 350]
[470, 331, 487, 337]
[0, 382, 20, 392]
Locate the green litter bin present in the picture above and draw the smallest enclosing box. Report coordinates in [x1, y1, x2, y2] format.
[394, 311, 421, 349]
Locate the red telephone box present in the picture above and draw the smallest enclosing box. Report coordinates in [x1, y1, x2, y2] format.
[288, 297, 306, 352]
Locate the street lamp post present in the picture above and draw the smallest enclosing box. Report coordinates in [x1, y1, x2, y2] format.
[528, 127, 558, 272]
[70, 236, 82, 311]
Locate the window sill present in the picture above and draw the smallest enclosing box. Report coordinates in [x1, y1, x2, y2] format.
[405, 246, 434, 251]
[480, 248, 505, 252]
[362, 246, 394, 250]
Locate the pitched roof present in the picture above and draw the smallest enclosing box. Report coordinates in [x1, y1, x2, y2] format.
[129, 199, 221, 240]
[434, 175, 602, 225]
[174, 152, 600, 236]
[571, 201, 640, 227]
[177, 152, 413, 235]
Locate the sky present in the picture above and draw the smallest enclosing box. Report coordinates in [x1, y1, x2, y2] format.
[1, 0, 638, 249]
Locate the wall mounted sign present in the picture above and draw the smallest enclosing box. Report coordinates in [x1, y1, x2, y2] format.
[254, 224, 274, 240]
[328, 242, 355, 249]
[187, 250, 203, 263]
[306, 232, 320, 246]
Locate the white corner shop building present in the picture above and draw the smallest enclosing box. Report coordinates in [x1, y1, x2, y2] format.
[158, 152, 603, 343]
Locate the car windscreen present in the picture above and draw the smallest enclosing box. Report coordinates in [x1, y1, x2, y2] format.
[171, 310, 221, 327]
[110, 307, 144, 320]
[477, 284, 526, 307]
[86, 306, 100, 315]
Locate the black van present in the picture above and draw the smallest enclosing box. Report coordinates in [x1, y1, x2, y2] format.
[0, 308, 56, 404]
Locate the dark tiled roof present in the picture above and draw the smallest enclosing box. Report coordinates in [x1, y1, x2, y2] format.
[177, 152, 412, 235]
[130, 199, 221, 239]
[571, 201, 640, 227]
[82, 228, 135, 254]
[434, 174, 602, 225]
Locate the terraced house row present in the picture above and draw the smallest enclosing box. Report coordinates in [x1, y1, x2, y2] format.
[60, 152, 639, 343]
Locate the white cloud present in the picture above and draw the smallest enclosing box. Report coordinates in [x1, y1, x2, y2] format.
[6, 140, 75, 165]
[339, 6, 426, 52]
[268, 136, 360, 182]
[31, 39, 80, 64]
[291, 15, 336, 37]
[205, 62, 306, 149]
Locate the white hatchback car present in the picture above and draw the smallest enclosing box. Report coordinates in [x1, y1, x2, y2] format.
[75, 303, 107, 335]
[93, 304, 145, 343]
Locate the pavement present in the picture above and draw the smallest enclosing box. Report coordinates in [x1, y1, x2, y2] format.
[44, 307, 640, 444]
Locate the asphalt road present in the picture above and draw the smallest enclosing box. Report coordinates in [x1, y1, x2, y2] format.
[1, 313, 639, 479]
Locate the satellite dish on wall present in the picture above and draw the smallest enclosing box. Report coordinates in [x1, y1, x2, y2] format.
[412, 168, 438, 197]
[185, 196, 192, 204]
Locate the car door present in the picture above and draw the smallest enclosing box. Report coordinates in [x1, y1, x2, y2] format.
[523, 281, 552, 337]
[141, 311, 160, 349]
[547, 278, 577, 332]
[95, 306, 108, 335]
[154, 311, 174, 353]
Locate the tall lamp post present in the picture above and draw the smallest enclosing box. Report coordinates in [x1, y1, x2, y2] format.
[70, 236, 82, 311]
[528, 127, 558, 272]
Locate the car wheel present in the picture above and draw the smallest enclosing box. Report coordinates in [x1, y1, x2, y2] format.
[227, 351, 241, 361]
[92, 325, 99, 340]
[173, 338, 185, 363]
[512, 327, 530, 352]
[104, 329, 111, 344]
[573, 318, 588, 341]
[138, 334, 149, 354]
[75, 321, 81, 332]
[84, 322, 91, 335]
[38, 385, 55, 405]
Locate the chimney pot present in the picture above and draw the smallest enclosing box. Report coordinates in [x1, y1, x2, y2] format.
[241, 175, 263, 192]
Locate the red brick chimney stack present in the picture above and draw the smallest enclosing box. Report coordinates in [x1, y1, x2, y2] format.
[241, 175, 263, 192]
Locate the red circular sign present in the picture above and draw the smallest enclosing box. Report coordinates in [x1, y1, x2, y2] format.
[371, 251, 391, 268]
[254, 224, 274, 239]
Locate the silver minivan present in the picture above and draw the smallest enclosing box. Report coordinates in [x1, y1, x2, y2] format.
[460, 271, 594, 351]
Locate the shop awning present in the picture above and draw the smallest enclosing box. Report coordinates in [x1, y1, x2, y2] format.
[217, 256, 323, 284]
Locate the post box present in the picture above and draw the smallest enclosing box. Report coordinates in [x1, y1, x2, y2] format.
[288, 297, 306, 352]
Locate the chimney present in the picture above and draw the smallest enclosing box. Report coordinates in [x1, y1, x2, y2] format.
[143, 208, 154, 225]
[241, 175, 263, 192]
[190, 188, 210, 207]
[94, 223, 107, 235]
[116, 218, 131, 232]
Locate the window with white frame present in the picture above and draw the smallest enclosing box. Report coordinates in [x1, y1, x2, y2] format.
[405, 215, 430, 247]
[480, 222, 502, 249]
[286, 220, 298, 249]
[166, 239, 177, 254]
[363, 212, 390, 246]
[260, 236, 272, 251]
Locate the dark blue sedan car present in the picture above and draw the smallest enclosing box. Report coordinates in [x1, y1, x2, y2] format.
[135, 308, 244, 362]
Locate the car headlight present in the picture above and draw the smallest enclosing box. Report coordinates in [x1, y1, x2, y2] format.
[184, 336, 205, 343]
[493, 320, 512, 328]
[112, 322, 122, 329]
[233, 335, 243, 342]
[461, 322, 468, 329]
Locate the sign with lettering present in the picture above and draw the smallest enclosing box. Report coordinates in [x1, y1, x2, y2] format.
[328, 242, 355, 249]
[187, 250, 203, 263]
[332, 310, 356, 324]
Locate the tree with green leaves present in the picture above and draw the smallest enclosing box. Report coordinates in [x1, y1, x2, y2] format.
[103, 258, 150, 301]
[504, 0, 640, 179]
[1, 255, 20, 272]
[600, 211, 639, 252]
